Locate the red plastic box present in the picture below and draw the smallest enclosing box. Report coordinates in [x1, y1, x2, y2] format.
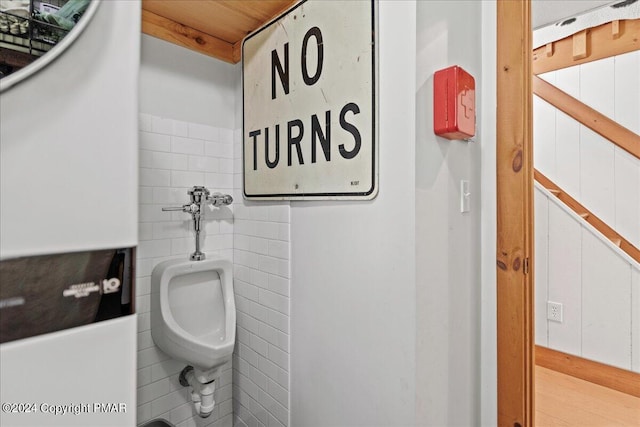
[433, 65, 475, 140]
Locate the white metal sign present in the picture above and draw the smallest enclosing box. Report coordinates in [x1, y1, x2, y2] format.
[242, 0, 376, 200]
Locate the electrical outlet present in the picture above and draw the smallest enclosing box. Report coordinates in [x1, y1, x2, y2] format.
[547, 301, 563, 322]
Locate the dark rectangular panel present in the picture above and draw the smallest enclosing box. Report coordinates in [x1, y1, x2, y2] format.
[0, 248, 135, 343]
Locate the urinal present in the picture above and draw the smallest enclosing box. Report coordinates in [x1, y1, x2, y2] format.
[150, 257, 235, 417]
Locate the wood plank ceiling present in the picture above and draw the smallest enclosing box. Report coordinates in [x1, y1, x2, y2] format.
[141, 0, 298, 64]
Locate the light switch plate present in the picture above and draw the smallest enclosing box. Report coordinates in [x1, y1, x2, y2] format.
[460, 180, 470, 213]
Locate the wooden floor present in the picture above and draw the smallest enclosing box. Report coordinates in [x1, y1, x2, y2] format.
[535, 366, 640, 426]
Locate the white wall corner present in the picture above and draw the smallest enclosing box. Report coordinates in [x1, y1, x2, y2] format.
[480, 1, 497, 426]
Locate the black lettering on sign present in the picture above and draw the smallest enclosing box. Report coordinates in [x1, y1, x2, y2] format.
[287, 119, 304, 166]
[249, 103, 363, 170]
[265, 125, 280, 169]
[311, 110, 330, 163]
[301, 26, 324, 86]
[271, 43, 290, 99]
[339, 102, 361, 159]
[249, 129, 261, 170]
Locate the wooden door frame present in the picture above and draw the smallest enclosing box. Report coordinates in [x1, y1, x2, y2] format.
[496, 1, 534, 426]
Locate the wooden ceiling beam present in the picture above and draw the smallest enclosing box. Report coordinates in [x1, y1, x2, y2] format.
[141, 9, 237, 64]
[533, 19, 640, 75]
[141, 0, 297, 64]
[232, 40, 242, 64]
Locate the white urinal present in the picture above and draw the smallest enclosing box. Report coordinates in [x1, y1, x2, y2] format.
[150, 257, 235, 381]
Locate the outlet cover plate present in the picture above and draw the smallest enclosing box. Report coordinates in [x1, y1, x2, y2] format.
[547, 301, 563, 322]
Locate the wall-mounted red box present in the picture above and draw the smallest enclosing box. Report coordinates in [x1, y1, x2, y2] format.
[433, 65, 475, 140]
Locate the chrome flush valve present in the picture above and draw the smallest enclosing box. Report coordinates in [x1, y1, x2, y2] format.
[187, 186, 211, 215]
[161, 186, 210, 216]
[161, 186, 233, 261]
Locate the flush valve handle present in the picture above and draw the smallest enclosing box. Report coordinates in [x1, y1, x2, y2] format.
[161, 203, 200, 213]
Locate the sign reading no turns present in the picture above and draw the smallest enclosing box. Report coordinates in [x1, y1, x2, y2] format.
[242, 0, 377, 200]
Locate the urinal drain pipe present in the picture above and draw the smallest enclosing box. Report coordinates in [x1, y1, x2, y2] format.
[179, 366, 216, 418]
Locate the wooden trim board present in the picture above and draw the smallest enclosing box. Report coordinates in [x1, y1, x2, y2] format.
[497, 1, 534, 425]
[533, 75, 640, 160]
[535, 169, 640, 263]
[141, 9, 237, 63]
[533, 19, 640, 75]
[141, 1, 297, 63]
[536, 346, 640, 398]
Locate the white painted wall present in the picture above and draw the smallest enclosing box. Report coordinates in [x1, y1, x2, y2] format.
[289, 1, 488, 424]
[415, 1, 483, 425]
[533, 50, 640, 372]
[479, 1, 497, 425]
[534, 51, 640, 248]
[535, 184, 640, 372]
[290, 2, 417, 425]
[140, 35, 237, 129]
[0, 1, 140, 258]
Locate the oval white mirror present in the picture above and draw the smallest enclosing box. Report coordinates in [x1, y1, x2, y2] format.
[0, 0, 100, 92]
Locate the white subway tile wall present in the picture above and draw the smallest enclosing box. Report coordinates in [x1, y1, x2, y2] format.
[231, 129, 291, 427]
[137, 113, 235, 427]
[137, 114, 291, 427]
